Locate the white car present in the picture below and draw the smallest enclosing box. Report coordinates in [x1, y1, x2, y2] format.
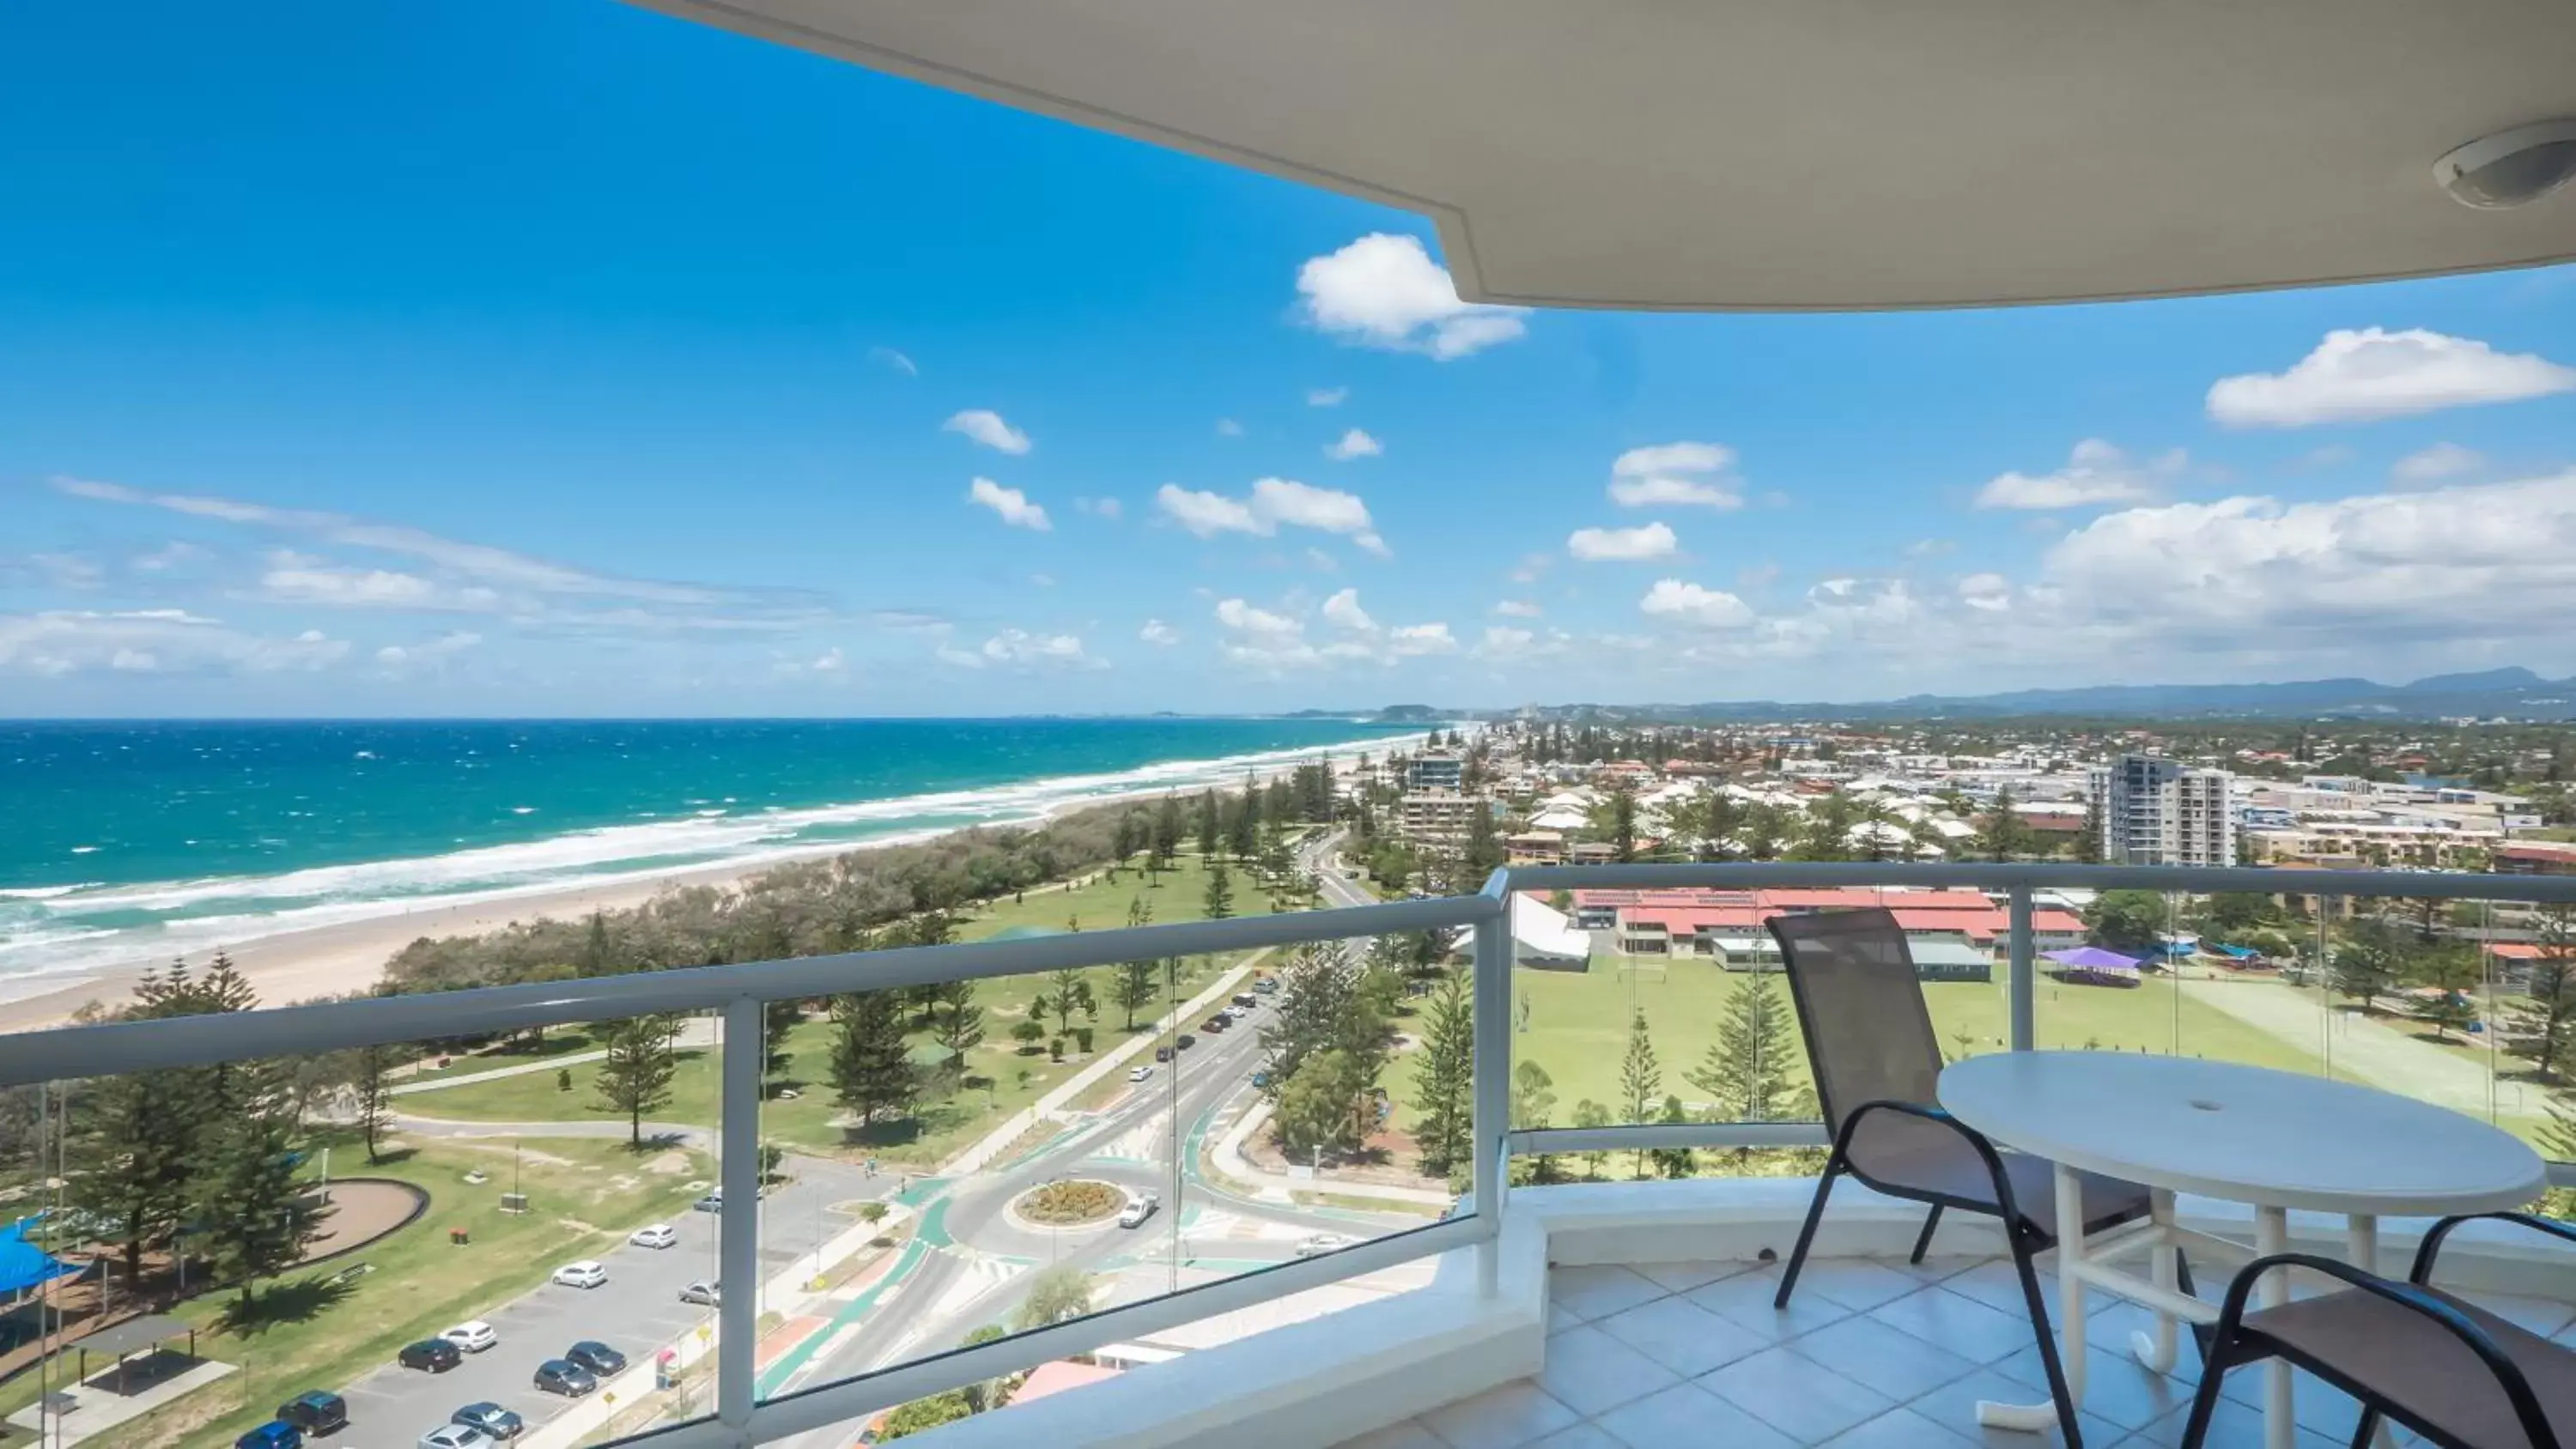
[629, 1222, 678, 1250]
[439, 1320, 498, 1354]
[550, 1260, 608, 1288]
[1294, 1233, 1355, 1258]
[419, 1427, 493, 1449]
[1118, 1192, 1160, 1229]
[1127, 1064, 1153, 1083]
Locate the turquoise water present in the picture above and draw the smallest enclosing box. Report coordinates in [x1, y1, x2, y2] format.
[0, 718, 1418, 985]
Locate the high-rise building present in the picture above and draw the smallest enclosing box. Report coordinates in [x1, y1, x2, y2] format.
[1407, 752, 1464, 792]
[2088, 754, 2234, 867]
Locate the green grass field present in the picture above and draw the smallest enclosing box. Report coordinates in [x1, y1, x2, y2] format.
[1393, 955, 2351, 1134]
[0, 1131, 709, 1449]
[395, 853, 1291, 1167]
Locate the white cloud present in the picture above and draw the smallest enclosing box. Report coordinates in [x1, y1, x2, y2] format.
[1295, 233, 1528, 360]
[1215, 418, 1244, 437]
[1072, 496, 1123, 520]
[1157, 478, 1385, 553]
[0, 609, 349, 677]
[2390, 442, 2485, 487]
[1306, 387, 1349, 408]
[1494, 599, 1542, 617]
[966, 477, 1052, 531]
[1477, 625, 1536, 658]
[130, 541, 208, 573]
[1139, 618, 1180, 646]
[1608, 441, 1742, 508]
[1157, 484, 1265, 538]
[1975, 440, 2183, 510]
[1509, 553, 1551, 585]
[1386, 621, 1458, 656]
[1214, 597, 1318, 671]
[869, 347, 918, 376]
[1958, 573, 2012, 612]
[2037, 470, 2576, 645]
[259, 558, 504, 612]
[980, 627, 1103, 670]
[1903, 538, 1957, 558]
[1568, 521, 1679, 562]
[811, 646, 847, 672]
[1321, 587, 1376, 634]
[2207, 328, 2576, 427]
[377, 630, 486, 673]
[1353, 531, 1392, 560]
[1638, 579, 1754, 627]
[943, 409, 1032, 454]
[1324, 428, 1382, 462]
[935, 641, 985, 669]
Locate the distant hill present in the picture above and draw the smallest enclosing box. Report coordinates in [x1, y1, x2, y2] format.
[1459, 668, 2576, 723]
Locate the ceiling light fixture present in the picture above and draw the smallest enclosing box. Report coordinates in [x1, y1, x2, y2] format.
[2433, 118, 2576, 209]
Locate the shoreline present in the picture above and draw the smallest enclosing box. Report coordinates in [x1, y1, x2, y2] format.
[0, 735, 1424, 1034]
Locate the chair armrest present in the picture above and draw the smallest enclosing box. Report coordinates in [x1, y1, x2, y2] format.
[2221, 1252, 2557, 1449]
[2410, 1212, 2576, 1284]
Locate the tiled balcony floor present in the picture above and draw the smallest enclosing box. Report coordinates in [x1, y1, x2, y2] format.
[1335, 1253, 2576, 1449]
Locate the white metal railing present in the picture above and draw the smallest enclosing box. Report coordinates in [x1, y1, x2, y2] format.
[8, 862, 2576, 1445]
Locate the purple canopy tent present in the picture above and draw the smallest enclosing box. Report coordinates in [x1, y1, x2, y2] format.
[2044, 945, 2143, 985]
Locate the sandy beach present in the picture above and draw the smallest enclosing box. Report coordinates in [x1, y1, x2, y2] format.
[0, 741, 1413, 1037]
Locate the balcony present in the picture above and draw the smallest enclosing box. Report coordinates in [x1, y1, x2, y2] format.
[5, 862, 2576, 1449]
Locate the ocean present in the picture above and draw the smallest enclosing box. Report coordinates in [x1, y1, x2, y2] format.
[0, 718, 1423, 989]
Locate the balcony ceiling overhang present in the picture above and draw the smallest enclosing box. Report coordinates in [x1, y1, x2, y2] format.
[631, 0, 2576, 311]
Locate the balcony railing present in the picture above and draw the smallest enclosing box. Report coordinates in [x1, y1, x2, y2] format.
[7, 861, 2576, 1447]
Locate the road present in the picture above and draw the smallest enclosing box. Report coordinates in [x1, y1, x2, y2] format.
[331, 1149, 880, 1446]
[769, 832, 1427, 1446]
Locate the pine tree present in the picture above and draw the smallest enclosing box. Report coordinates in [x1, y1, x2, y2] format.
[352, 1043, 392, 1164]
[1409, 972, 1474, 1178]
[1229, 783, 1261, 861]
[595, 1015, 681, 1147]
[580, 909, 614, 976]
[764, 999, 801, 1094]
[1196, 789, 1222, 859]
[1689, 973, 1799, 1126]
[2075, 797, 2106, 864]
[1649, 1095, 1698, 1179]
[1202, 861, 1235, 921]
[2512, 904, 2576, 1081]
[1618, 1009, 1662, 1177]
[191, 1103, 324, 1308]
[76, 957, 252, 1287]
[1610, 790, 1638, 864]
[1571, 1100, 1612, 1179]
[1463, 802, 1504, 882]
[932, 979, 984, 1075]
[1151, 794, 1183, 871]
[1114, 898, 1160, 1029]
[830, 991, 918, 1128]
[1046, 966, 1091, 1035]
[1511, 1061, 1561, 1185]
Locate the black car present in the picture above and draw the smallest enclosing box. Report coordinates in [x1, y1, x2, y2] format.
[452, 1403, 524, 1440]
[565, 1339, 627, 1377]
[275, 1391, 348, 1435]
[398, 1339, 462, 1373]
[532, 1360, 597, 1397]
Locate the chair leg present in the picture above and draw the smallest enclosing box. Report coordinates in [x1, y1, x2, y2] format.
[2177, 1329, 2239, 1449]
[1775, 1159, 1841, 1309]
[2345, 1409, 2379, 1449]
[2007, 1223, 2086, 1449]
[1909, 1205, 1944, 1264]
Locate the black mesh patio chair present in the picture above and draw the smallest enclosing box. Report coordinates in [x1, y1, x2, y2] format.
[1766, 907, 2160, 1449]
[2180, 1213, 2576, 1449]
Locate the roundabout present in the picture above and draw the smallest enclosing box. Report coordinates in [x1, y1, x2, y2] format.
[1003, 1179, 1127, 1234]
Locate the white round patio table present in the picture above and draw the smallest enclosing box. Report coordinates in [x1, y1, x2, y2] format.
[1940, 1052, 2544, 1449]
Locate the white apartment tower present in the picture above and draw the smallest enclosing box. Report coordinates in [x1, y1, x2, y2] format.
[2089, 753, 2235, 867]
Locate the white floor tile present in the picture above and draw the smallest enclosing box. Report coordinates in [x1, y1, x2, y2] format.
[1593, 1294, 1771, 1378]
[1868, 1284, 2043, 1363]
[1422, 1379, 1582, 1449]
[1594, 1381, 1800, 1449]
[1551, 1264, 1668, 1323]
[1790, 1313, 1982, 1402]
[1699, 1343, 1897, 1443]
[1334, 1421, 1450, 1449]
[1538, 1325, 1683, 1417]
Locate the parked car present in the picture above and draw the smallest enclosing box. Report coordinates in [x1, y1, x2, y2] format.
[1230, 993, 1258, 1009]
[439, 1320, 497, 1354]
[1117, 1192, 1159, 1229]
[1176, 1033, 1196, 1051]
[692, 1191, 724, 1214]
[1127, 1064, 1153, 1082]
[1200, 1016, 1227, 1033]
[275, 1391, 348, 1435]
[1153, 1046, 1174, 1063]
[417, 1426, 492, 1449]
[235, 1422, 302, 1449]
[679, 1280, 720, 1306]
[532, 1360, 597, 1397]
[550, 1259, 607, 1288]
[450, 1403, 523, 1441]
[1254, 977, 1279, 993]
[629, 1222, 677, 1249]
[398, 1339, 462, 1373]
[565, 1340, 628, 1377]
[1294, 1233, 1355, 1258]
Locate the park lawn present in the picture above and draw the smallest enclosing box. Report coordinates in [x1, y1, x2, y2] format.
[0, 1131, 710, 1449]
[396, 852, 1297, 1168]
[1394, 955, 2344, 1131]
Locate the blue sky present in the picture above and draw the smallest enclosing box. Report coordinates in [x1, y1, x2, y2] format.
[6, 0, 2576, 717]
